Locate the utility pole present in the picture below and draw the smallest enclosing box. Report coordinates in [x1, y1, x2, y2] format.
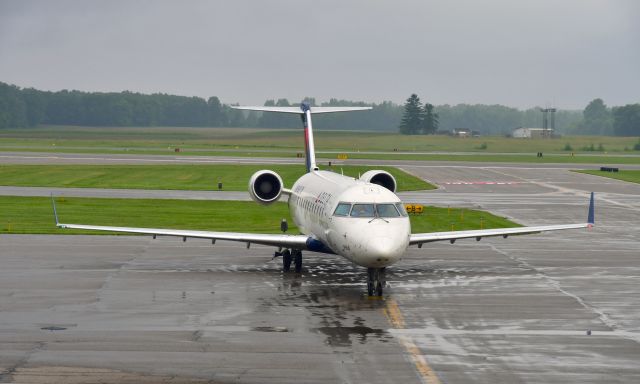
[540, 108, 556, 138]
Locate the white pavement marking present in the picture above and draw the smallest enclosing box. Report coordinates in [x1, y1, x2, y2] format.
[441, 181, 527, 185]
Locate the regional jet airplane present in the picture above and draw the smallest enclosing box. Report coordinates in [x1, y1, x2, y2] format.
[53, 102, 595, 296]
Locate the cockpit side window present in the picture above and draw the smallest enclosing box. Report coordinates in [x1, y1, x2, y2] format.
[395, 202, 409, 217]
[376, 203, 401, 217]
[333, 202, 352, 216]
[350, 203, 375, 217]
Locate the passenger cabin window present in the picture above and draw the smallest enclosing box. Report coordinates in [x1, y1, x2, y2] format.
[333, 203, 351, 216]
[395, 202, 409, 217]
[376, 203, 401, 217]
[350, 204, 375, 218]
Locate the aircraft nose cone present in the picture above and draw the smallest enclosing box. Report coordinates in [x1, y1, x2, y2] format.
[369, 237, 395, 257]
[363, 236, 404, 267]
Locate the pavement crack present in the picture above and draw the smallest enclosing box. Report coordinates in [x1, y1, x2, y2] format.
[95, 239, 151, 306]
[489, 243, 640, 345]
[0, 341, 46, 382]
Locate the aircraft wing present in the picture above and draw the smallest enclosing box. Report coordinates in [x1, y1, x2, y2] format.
[56, 222, 309, 248]
[410, 192, 595, 246]
[51, 196, 309, 249]
[410, 223, 590, 246]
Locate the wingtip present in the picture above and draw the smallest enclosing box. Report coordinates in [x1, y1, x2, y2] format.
[587, 192, 595, 225]
[51, 193, 60, 226]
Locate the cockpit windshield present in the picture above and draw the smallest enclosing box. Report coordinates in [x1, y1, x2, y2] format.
[376, 203, 401, 217]
[350, 204, 375, 217]
[333, 202, 351, 216]
[333, 202, 405, 218]
[395, 202, 409, 217]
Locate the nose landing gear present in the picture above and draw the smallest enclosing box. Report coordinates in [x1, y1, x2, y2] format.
[367, 267, 385, 296]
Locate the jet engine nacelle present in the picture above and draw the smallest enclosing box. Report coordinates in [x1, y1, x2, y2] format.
[359, 170, 397, 193]
[248, 170, 284, 204]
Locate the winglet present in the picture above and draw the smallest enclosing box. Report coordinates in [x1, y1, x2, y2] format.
[51, 194, 60, 226]
[587, 192, 595, 226]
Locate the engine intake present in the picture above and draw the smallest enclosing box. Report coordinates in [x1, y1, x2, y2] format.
[360, 170, 397, 192]
[248, 170, 284, 204]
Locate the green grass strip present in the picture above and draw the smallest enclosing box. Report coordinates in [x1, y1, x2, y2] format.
[3, 145, 638, 164]
[0, 196, 518, 235]
[575, 170, 640, 184]
[408, 205, 521, 233]
[1, 127, 638, 154]
[0, 164, 435, 192]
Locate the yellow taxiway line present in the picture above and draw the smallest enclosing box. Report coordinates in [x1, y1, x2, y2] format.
[383, 298, 442, 384]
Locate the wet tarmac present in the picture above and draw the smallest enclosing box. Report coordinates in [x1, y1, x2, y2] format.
[1, 158, 640, 383]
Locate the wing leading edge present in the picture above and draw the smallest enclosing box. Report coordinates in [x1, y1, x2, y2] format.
[51, 196, 309, 249]
[57, 222, 310, 248]
[410, 192, 595, 246]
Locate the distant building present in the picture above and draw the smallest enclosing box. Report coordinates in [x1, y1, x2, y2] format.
[452, 128, 471, 137]
[512, 127, 553, 138]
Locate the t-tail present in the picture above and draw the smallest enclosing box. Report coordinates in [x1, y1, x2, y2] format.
[232, 103, 371, 172]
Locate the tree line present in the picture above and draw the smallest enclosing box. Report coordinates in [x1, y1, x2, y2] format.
[398, 94, 439, 135]
[566, 98, 640, 137]
[1, 81, 638, 136]
[0, 82, 238, 128]
[400, 93, 639, 136]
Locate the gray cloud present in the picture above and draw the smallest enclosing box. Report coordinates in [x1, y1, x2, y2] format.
[1, 0, 638, 109]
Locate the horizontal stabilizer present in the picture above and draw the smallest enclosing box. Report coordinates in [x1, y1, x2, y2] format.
[231, 106, 372, 114]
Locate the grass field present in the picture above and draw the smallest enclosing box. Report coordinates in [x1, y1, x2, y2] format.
[0, 196, 519, 235]
[1, 126, 638, 164]
[0, 164, 435, 191]
[3, 146, 640, 164]
[575, 170, 640, 184]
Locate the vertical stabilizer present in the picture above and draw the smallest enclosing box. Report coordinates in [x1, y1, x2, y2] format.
[588, 192, 595, 226]
[300, 102, 317, 172]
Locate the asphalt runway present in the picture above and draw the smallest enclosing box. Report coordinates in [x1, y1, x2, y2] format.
[1, 155, 640, 383]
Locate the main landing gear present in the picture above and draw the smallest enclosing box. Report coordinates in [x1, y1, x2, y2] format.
[367, 267, 385, 297]
[276, 249, 302, 273]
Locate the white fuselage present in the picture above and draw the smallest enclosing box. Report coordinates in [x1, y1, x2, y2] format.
[288, 170, 411, 268]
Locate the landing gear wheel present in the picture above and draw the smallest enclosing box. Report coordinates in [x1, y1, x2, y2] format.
[282, 249, 292, 272]
[375, 281, 383, 296]
[293, 250, 302, 273]
[366, 267, 385, 297]
[379, 267, 386, 295]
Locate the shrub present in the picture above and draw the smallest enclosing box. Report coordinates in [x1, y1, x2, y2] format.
[563, 143, 573, 151]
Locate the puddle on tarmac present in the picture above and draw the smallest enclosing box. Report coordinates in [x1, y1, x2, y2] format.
[251, 326, 289, 332]
[40, 326, 67, 331]
[314, 325, 392, 347]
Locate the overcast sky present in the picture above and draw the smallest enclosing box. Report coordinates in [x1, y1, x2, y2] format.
[1, 0, 638, 109]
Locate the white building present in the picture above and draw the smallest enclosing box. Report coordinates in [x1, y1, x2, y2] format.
[452, 128, 471, 137]
[512, 127, 553, 138]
